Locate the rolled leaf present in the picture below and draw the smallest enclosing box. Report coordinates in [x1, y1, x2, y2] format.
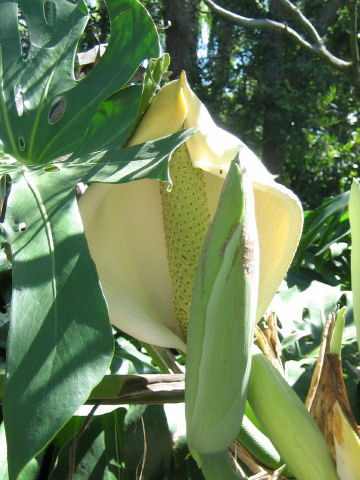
[186, 158, 259, 455]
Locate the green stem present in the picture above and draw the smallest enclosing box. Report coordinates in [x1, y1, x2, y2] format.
[199, 450, 244, 480]
[142, 342, 184, 374]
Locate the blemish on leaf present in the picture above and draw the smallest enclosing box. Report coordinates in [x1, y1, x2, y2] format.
[3, 243, 12, 263]
[18, 222, 26, 232]
[48, 96, 66, 124]
[14, 85, 24, 117]
[0, 175, 12, 223]
[18, 137, 26, 151]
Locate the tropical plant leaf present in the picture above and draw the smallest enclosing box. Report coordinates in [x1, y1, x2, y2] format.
[50, 404, 172, 480]
[272, 281, 359, 418]
[0, 0, 160, 165]
[0, 1, 193, 478]
[0, 423, 40, 480]
[135, 54, 171, 123]
[273, 280, 347, 355]
[122, 404, 173, 480]
[291, 191, 350, 287]
[50, 408, 128, 480]
[2, 167, 114, 479]
[1, 130, 192, 479]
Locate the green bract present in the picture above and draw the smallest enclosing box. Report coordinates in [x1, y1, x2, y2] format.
[0, 1, 192, 477]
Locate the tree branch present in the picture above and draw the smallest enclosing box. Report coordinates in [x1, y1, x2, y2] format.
[204, 0, 352, 77]
[276, 0, 323, 46]
[0, 373, 185, 406]
[87, 373, 185, 405]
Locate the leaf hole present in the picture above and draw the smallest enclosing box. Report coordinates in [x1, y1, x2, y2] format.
[14, 84, 24, 117]
[43, 0, 57, 26]
[17, 6, 29, 59]
[48, 96, 66, 124]
[18, 222, 26, 232]
[0, 175, 12, 223]
[18, 137, 26, 151]
[43, 164, 60, 173]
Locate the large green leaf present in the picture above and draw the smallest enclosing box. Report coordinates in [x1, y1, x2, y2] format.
[0, 1, 194, 478]
[272, 280, 359, 417]
[0, 0, 160, 164]
[291, 191, 350, 287]
[1, 130, 192, 479]
[122, 404, 173, 480]
[50, 408, 128, 480]
[0, 423, 40, 480]
[50, 404, 172, 480]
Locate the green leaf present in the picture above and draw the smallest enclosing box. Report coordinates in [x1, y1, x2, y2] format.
[60, 130, 195, 185]
[74, 84, 143, 156]
[135, 54, 171, 126]
[50, 408, 128, 480]
[274, 280, 345, 353]
[2, 129, 192, 479]
[111, 338, 158, 375]
[0, 0, 160, 165]
[122, 405, 173, 480]
[2, 168, 114, 479]
[171, 436, 205, 480]
[272, 280, 358, 414]
[51, 405, 172, 480]
[291, 191, 350, 287]
[0, 423, 40, 480]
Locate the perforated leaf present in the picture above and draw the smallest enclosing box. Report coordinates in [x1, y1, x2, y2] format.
[0, 0, 160, 164]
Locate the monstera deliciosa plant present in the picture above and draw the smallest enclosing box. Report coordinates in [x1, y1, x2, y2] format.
[2, 1, 344, 480]
[0, 1, 192, 477]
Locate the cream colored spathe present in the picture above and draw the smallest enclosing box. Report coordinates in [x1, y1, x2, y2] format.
[79, 72, 303, 351]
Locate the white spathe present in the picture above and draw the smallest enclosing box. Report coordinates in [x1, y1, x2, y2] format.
[79, 72, 303, 351]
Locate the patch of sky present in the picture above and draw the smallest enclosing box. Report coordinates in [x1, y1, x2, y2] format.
[347, 112, 358, 125]
[85, 0, 98, 8]
[255, 0, 269, 12]
[198, 21, 209, 59]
